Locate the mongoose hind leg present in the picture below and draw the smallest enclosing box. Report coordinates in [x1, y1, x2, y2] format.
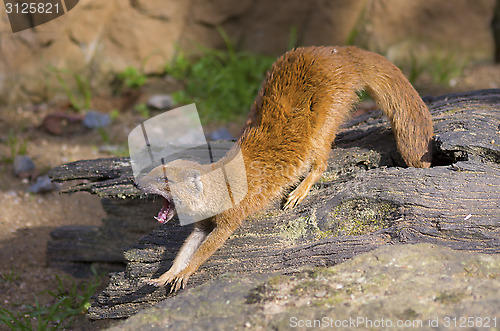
[283, 151, 329, 210]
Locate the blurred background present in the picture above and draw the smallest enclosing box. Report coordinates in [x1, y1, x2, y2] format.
[1, 0, 499, 106]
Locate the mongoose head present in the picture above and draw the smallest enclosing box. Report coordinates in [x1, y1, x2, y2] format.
[135, 159, 206, 223]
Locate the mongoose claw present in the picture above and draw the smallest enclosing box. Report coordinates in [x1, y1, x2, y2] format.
[145, 271, 177, 287]
[145, 278, 167, 287]
[169, 278, 184, 293]
[283, 187, 308, 210]
[168, 272, 191, 293]
[283, 197, 298, 210]
[145, 274, 189, 293]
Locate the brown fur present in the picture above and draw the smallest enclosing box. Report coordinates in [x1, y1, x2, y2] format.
[137, 46, 434, 291]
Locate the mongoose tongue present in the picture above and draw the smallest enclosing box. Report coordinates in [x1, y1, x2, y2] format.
[154, 198, 175, 223]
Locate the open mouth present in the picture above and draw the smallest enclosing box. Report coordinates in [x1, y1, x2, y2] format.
[154, 197, 176, 223]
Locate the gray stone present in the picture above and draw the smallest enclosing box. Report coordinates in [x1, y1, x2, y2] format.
[209, 127, 234, 141]
[83, 111, 111, 129]
[147, 94, 174, 110]
[13, 155, 35, 176]
[28, 175, 61, 193]
[105, 244, 500, 331]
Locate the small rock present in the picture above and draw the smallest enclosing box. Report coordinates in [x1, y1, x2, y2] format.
[41, 112, 84, 135]
[13, 155, 35, 176]
[314, 290, 327, 298]
[209, 127, 234, 141]
[147, 94, 174, 110]
[83, 111, 111, 129]
[28, 175, 61, 193]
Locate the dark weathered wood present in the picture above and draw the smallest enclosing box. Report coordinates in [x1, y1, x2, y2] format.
[48, 157, 138, 198]
[48, 89, 500, 319]
[46, 197, 163, 277]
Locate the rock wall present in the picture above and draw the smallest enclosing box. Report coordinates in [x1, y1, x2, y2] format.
[0, 0, 496, 105]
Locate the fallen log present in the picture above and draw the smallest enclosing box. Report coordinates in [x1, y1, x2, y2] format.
[47, 89, 500, 319]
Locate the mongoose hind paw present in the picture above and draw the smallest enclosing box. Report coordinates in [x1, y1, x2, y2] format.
[283, 187, 309, 210]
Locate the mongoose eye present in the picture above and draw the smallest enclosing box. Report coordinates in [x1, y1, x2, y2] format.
[157, 177, 169, 184]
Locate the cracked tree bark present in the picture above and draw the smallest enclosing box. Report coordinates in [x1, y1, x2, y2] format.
[47, 89, 500, 319]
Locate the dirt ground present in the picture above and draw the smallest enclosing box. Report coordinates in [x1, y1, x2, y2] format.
[0, 63, 499, 330]
[0, 102, 133, 330]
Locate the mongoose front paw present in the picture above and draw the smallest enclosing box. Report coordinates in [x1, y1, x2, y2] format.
[168, 270, 191, 293]
[145, 278, 167, 287]
[145, 269, 178, 287]
[145, 270, 191, 293]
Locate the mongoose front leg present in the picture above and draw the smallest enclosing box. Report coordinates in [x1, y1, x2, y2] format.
[167, 221, 239, 292]
[146, 220, 213, 287]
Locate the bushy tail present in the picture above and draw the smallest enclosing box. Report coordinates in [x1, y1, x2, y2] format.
[353, 47, 433, 168]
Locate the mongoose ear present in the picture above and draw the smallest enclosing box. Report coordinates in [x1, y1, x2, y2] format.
[184, 169, 203, 195]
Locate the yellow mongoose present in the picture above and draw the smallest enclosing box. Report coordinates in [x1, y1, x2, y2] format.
[136, 46, 433, 292]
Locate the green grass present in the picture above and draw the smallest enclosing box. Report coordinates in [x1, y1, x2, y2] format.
[117, 66, 147, 89]
[50, 67, 92, 112]
[166, 28, 276, 123]
[0, 269, 102, 330]
[405, 51, 426, 84]
[428, 50, 467, 85]
[0, 270, 20, 283]
[134, 102, 150, 118]
[1, 130, 28, 163]
[397, 48, 467, 86]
